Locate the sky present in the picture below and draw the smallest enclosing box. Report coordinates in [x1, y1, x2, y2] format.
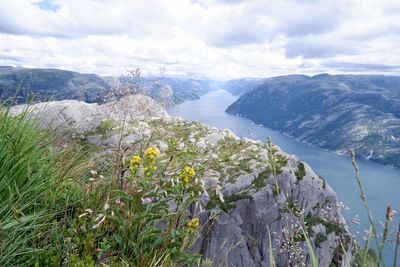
[0, 0, 399, 80]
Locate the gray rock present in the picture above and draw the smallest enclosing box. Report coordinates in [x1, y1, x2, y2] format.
[10, 94, 169, 133]
[204, 132, 225, 145]
[194, 155, 352, 267]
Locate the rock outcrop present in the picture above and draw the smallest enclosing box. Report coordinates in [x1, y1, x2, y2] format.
[11, 96, 352, 266]
[10, 94, 169, 133]
[194, 150, 352, 267]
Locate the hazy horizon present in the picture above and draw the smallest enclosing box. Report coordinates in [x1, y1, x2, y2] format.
[1, 0, 399, 79]
[3, 64, 400, 82]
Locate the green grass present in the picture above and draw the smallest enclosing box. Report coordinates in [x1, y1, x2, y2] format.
[0, 107, 205, 266]
[295, 161, 306, 182]
[252, 168, 270, 189]
[205, 192, 253, 212]
[304, 215, 345, 236]
[302, 228, 319, 267]
[314, 233, 328, 247]
[0, 106, 87, 265]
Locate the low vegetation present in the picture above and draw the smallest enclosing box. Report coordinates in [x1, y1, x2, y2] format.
[295, 161, 306, 182]
[0, 108, 205, 266]
[0, 104, 399, 267]
[205, 192, 252, 212]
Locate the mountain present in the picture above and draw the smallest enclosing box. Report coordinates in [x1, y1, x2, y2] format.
[222, 78, 266, 95]
[226, 74, 400, 168]
[0, 66, 216, 105]
[10, 96, 352, 266]
[0, 66, 112, 104]
[113, 76, 217, 105]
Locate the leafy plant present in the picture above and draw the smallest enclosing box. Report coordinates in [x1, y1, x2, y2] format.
[36, 140, 205, 266]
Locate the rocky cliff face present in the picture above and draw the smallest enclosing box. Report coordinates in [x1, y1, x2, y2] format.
[11, 96, 352, 266]
[226, 74, 400, 168]
[193, 150, 352, 267]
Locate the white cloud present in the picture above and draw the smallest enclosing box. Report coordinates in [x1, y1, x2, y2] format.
[0, 0, 399, 79]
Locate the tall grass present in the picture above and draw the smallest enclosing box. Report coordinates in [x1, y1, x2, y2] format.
[0, 104, 205, 266]
[300, 149, 400, 267]
[261, 140, 399, 267]
[349, 149, 383, 265]
[0, 106, 86, 265]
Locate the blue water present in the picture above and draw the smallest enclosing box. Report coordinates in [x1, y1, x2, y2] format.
[169, 90, 400, 265]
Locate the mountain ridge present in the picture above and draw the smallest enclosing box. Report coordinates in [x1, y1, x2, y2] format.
[225, 74, 400, 168]
[0, 66, 216, 105]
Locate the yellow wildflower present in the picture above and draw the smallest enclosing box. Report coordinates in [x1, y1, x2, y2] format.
[144, 166, 150, 176]
[180, 166, 196, 184]
[130, 155, 142, 166]
[144, 146, 159, 161]
[187, 217, 199, 231]
[143, 166, 157, 176]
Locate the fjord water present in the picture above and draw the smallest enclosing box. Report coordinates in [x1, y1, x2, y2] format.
[169, 89, 400, 264]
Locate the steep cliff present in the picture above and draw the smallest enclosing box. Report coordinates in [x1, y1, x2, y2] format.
[11, 96, 352, 266]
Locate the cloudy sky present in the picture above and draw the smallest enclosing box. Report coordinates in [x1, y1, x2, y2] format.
[0, 0, 399, 80]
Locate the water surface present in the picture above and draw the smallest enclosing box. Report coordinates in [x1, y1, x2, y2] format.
[169, 90, 400, 264]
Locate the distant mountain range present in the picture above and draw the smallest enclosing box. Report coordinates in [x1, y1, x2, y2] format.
[112, 76, 216, 104]
[0, 66, 216, 105]
[225, 74, 400, 168]
[3, 66, 400, 168]
[0, 66, 112, 104]
[222, 78, 265, 95]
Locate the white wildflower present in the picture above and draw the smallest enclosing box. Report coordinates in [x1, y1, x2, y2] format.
[95, 213, 104, 221]
[78, 213, 88, 218]
[92, 216, 106, 229]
